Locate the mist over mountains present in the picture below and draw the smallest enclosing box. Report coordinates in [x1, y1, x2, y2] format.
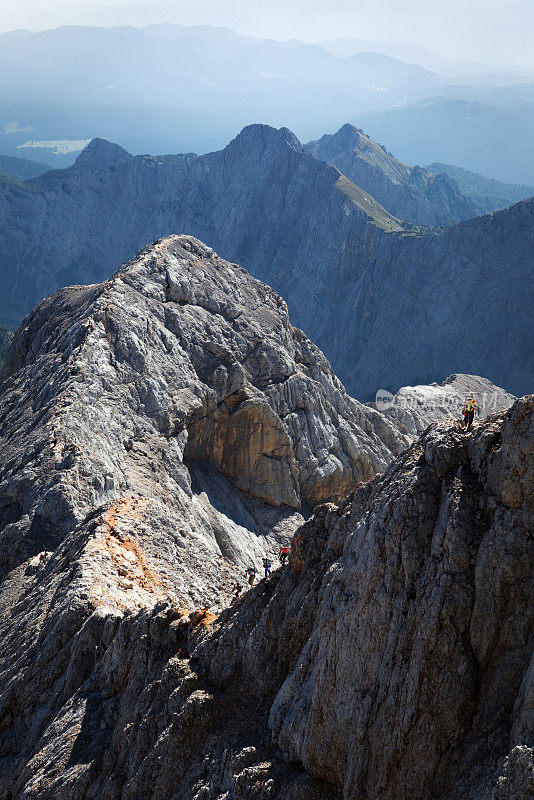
[363, 97, 534, 184]
[1, 23, 533, 181]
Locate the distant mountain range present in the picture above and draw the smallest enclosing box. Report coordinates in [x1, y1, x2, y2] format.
[0, 153, 50, 183]
[317, 36, 534, 80]
[317, 37, 452, 71]
[361, 97, 534, 183]
[0, 25, 443, 116]
[0, 24, 532, 182]
[425, 162, 534, 214]
[0, 125, 532, 398]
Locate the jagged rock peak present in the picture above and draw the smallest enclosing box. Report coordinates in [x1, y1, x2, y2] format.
[313, 122, 389, 155]
[0, 234, 406, 602]
[226, 123, 303, 154]
[331, 122, 371, 146]
[305, 122, 480, 228]
[74, 137, 133, 170]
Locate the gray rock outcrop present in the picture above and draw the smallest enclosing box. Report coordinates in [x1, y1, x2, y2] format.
[0, 234, 405, 605]
[266, 398, 534, 800]
[1, 327, 531, 800]
[371, 372, 516, 437]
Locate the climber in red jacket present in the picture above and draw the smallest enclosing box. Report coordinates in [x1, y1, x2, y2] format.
[279, 546, 290, 566]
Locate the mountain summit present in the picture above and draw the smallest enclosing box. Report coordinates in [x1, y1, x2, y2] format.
[0, 235, 406, 591]
[305, 123, 479, 225]
[73, 137, 134, 170]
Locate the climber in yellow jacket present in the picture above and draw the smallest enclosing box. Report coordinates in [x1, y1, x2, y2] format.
[462, 398, 478, 430]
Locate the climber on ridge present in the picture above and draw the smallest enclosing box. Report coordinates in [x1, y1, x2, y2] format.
[262, 556, 272, 580]
[462, 397, 478, 430]
[244, 566, 257, 586]
[231, 581, 243, 598]
[279, 545, 290, 566]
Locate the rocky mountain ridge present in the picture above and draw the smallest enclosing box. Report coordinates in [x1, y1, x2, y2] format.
[0, 273, 531, 799]
[0, 125, 532, 399]
[0, 124, 403, 333]
[0, 236, 407, 605]
[305, 123, 480, 225]
[0, 153, 51, 183]
[426, 161, 534, 214]
[0, 323, 13, 366]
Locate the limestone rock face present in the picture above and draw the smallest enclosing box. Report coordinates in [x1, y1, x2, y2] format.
[0, 233, 410, 800]
[0, 390, 530, 799]
[203, 397, 534, 800]
[0, 234, 405, 603]
[268, 399, 534, 800]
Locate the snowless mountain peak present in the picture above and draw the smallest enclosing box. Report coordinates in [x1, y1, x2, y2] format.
[74, 137, 133, 170]
[228, 123, 303, 154]
[0, 233, 407, 592]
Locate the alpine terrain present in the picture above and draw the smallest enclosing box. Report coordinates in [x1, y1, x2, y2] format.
[305, 123, 479, 225]
[0, 236, 531, 800]
[0, 125, 532, 399]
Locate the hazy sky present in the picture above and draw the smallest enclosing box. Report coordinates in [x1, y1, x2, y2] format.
[0, 0, 532, 67]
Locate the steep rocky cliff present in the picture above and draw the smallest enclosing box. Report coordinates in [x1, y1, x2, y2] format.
[1, 310, 531, 800]
[0, 125, 532, 398]
[0, 235, 406, 603]
[336, 197, 534, 400]
[0, 323, 13, 366]
[305, 123, 479, 225]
